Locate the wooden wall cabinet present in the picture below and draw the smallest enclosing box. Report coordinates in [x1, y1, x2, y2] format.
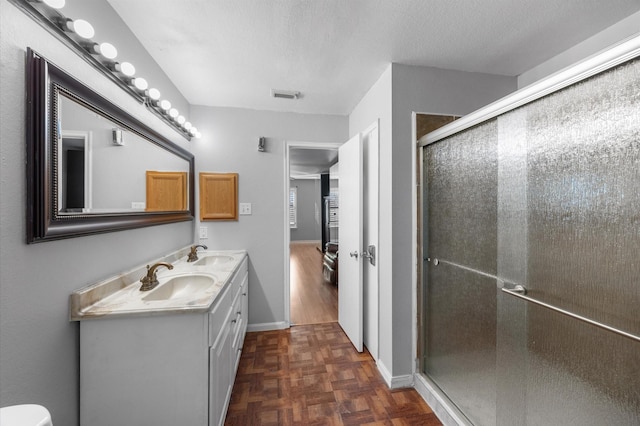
[146, 171, 188, 211]
[199, 173, 238, 221]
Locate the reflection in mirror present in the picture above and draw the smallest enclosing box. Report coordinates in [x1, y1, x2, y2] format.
[57, 93, 190, 214]
[26, 48, 194, 243]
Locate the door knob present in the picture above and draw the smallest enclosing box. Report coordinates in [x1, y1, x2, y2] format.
[349, 251, 359, 259]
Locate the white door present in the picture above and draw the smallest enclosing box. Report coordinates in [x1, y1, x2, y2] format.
[362, 122, 379, 360]
[338, 133, 363, 352]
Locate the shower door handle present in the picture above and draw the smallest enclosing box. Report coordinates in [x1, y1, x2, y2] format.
[349, 251, 359, 259]
[501, 286, 640, 343]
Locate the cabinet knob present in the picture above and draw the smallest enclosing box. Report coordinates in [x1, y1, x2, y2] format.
[236, 311, 241, 315]
[231, 319, 237, 324]
[242, 292, 247, 296]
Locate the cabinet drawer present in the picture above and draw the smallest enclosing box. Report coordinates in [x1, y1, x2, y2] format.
[232, 275, 249, 363]
[208, 256, 248, 346]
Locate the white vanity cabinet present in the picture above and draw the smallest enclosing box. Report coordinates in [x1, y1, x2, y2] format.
[79, 256, 248, 426]
[208, 260, 248, 425]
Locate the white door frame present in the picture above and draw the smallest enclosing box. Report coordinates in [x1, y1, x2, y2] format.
[284, 140, 342, 326]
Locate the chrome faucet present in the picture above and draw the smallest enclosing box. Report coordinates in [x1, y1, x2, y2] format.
[139, 262, 173, 291]
[187, 244, 208, 262]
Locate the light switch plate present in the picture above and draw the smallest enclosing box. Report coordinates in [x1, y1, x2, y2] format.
[239, 203, 252, 215]
[199, 226, 208, 239]
[131, 201, 145, 209]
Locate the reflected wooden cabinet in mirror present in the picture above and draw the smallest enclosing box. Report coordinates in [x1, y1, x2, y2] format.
[25, 48, 195, 243]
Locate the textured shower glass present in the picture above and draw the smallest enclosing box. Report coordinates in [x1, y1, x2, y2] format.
[423, 119, 498, 426]
[523, 57, 640, 425]
[425, 120, 498, 274]
[422, 57, 640, 425]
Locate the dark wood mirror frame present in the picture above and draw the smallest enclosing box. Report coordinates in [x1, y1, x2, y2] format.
[26, 48, 195, 243]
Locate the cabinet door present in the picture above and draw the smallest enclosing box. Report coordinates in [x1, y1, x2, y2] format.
[239, 275, 249, 348]
[200, 172, 238, 220]
[210, 319, 232, 426]
[231, 294, 243, 372]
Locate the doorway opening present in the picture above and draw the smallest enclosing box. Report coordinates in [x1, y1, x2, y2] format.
[285, 142, 341, 326]
[285, 122, 379, 359]
[58, 130, 92, 213]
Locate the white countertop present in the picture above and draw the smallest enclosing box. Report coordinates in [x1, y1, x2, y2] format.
[70, 249, 247, 320]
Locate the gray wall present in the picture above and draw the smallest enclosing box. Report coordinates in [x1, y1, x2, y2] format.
[189, 105, 347, 328]
[290, 178, 322, 242]
[0, 2, 193, 425]
[349, 64, 517, 381]
[518, 10, 640, 88]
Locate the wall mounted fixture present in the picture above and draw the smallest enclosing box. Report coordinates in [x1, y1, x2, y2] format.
[112, 128, 124, 146]
[258, 137, 266, 152]
[15, 0, 202, 140]
[271, 89, 301, 100]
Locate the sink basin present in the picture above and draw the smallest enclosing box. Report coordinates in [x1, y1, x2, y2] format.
[142, 273, 218, 301]
[193, 255, 235, 266]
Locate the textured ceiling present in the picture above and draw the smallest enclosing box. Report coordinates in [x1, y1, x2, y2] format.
[106, 0, 640, 115]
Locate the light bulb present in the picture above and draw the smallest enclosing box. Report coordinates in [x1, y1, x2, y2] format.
[132, 77, 148, 91]
[195, 131, 202, 139]
[66, 19, 94, 39]
[117, 62, 135, 77]
[42, 0, 65, 9]
[177, 115, 185, 125]
[189, 127, 198, 136]
[184, 122, 192, 130]
[169, 108, 179, 119]
[148, 88, 161, 101]
[97, 42, 117, 59]
[159, 100, 171, 111]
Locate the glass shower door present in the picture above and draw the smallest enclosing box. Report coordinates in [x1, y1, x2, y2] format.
[422, 56, 640, 426]
[422, 119, 499, 426]
[497, 57, 640, 425]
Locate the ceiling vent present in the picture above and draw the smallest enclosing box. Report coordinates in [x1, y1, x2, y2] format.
[272, 89, 300, 100]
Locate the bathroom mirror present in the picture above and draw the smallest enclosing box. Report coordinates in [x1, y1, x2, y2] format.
[26, 48, 194, 243]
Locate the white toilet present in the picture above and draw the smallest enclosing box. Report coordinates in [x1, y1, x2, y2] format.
[0, 404, 52, 426]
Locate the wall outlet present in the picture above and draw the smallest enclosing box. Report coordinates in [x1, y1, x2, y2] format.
[199, 226, 208, 239]
[239, 203, 252, 215]
[131, 202, 145, 209]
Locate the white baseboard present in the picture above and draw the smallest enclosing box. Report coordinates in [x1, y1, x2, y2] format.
[376, 359, 414, 389]
[247, 321, 290, 332]
[413, 373, 470, 426]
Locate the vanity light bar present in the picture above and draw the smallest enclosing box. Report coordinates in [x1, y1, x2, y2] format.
[16, 0, 202, 140]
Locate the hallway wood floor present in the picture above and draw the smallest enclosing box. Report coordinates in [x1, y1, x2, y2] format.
[290, 242, 338, 325]
[225, 323, 442, 425]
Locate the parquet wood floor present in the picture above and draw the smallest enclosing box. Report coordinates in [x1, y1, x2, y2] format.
[290, 242, 338, 325]
[225, 322, 442, 426]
